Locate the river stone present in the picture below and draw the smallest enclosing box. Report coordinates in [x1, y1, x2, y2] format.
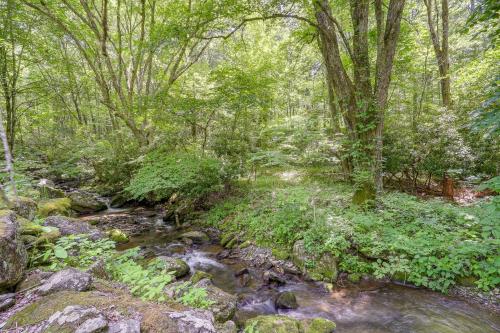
[165, 309, 217, 333]
[190, 270, 213, 284]
[43, 305, 108, 333]
[0, 210, 28, 291]
[301, 317, 336, 333]
[275, 291, 298, 309]
[109, 319, 141, 333]
[217, 320, 237, 333]
[157, 256, 190, 278]
[43, 215, 104, 240]
[179, 231, 209, 244]
[244, 315, 302, 333]
[68, 191, 107, 213]
[9, 197, 38, 220]
[37, 198, 73, 217]
[0, 294, 15, 311]
[37, 268, 92, 296]
[292, 240, 338, 282]
[194, 279, 237, 322]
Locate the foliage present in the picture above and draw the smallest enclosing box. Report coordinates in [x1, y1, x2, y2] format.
[176, 283, 215, 309]
[126, 150, 225, 202]
[107, 248, 174, 302]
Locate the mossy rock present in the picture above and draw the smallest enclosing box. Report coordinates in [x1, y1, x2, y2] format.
[225, 237, 238, 249]
[19, 219, 44, 236]
[8, 196, 38, 220]
[37, 198, 72, 217]
[244, 315, 302, 333]
[220, 233, 236, 247]
[36, 226, 61, 244]
[190, 271, 213, 284]
[108, 229, 129, 243]
[301, 318, 336, 333]
[239, 240, 252, 249]
[156, 256, 190, 278]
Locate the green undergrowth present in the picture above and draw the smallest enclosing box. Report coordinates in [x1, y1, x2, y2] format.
[204, 172, 500, 292]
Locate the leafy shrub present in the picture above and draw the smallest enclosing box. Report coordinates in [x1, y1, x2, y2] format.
[177, 283, 214, 309]
[126, 151, 224, 202]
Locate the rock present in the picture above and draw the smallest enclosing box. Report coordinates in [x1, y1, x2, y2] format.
[217, 320, 237, 333]
[235, 268, 249, 277]
[301, 318, 336, 333]
[43, 215, 104, 240]
[43, 305, 108, 333]
[108, 229, 129, 243]
[244, 315, 302, 333]
[9, 197, 37, 220]
[16, 269, 52, 292]
[38, 179, 66, 199]
[37, 268, 92, 296]
[109, 319, 141, 333]
[0, 293, 15, 311]
[194, 279, 237, 322]
[190, 271, 213, 284]
[292, 240, 338, 282]
[179, 231, 209, 244]
[156, 256, 190, 278]
[263, 270, 286, 286]
[38, 198, 73, 217]
[36, 226, 62, 244]
[275, 291, 298, 309]
[239, 240, 252, 249]
[165, 309, 217, 333]
[0, 210, 28, 291]
[68, 191, 107, 214]
[244, 315, 336, 333]
[19, 219, 44, 236]
[220, 233, 235, 247]
[110, 193, 129, 208]
[86, 259, 110, 280]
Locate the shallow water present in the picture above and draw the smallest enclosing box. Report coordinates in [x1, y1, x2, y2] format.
[111, 213, 500, 333]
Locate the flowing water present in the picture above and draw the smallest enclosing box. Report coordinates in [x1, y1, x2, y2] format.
[100, 208, 500, 333]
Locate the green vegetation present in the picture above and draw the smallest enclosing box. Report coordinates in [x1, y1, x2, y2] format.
[205, 172, 499, 292]
[177, 283, 215, 309]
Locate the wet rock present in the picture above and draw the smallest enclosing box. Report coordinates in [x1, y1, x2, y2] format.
[235, 268, 249, 277]
[180, 231, 209, 244]
[109, 318, 141, 333]
[0, 210, 28, 291]
[0, 293, 15, 311]
[37, 268, 92, 296]
[194, 279, 237, 322]
[157, 256, 190, 278]
[190, 271, 213, 284]
[9, 197, 38, 220]
[164, 243, 187, 255]
[263, 270, 286, 286]
[108, 229, 129, 243]
[292, 240, 338, 282]
[43, 305, 108, 333]
[301, 317, 336, 333]
[165, 309, 217, 333]
[275, 291, 298, 309]
[68, 191, 107, 214]
[37, 198, 73, 217]
[110, 193, 129, 208]
[244, 315, 302, 333]
[216, 249, 230, 259]
[43, 215, 104, 240]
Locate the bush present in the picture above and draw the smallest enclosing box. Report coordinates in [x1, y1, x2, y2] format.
[126, 151, 225, 202]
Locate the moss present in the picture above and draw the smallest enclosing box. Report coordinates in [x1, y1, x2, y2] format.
[190, 271, 212, 284]
[220, 233, 236, 247]
[36, 226, 61, 244]
[271, 248, 290, 260]
[19, 221, 44, 236]
[37, 198, 72, 217]
[301, 318, 336, 333]
[108, 229, 129, 243]
[225, 237, 238, 249]
[239, 240, 252, 249]
[352, 183, 376, 206]
[244, 315, 302, 333]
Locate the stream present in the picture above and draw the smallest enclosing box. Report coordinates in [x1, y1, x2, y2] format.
[87, 207, 500, 333]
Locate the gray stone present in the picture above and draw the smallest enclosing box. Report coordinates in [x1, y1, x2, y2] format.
[217, 320, 237, 333]
[0, 210, 27, 291]
[75, 316, 108, 333]
[44, 305, 108, 333]
[68, 191, 107, 214]
[43, 215, 104, 240]
[166, 309, 217, 333]
[37, 268, 92, 296]
[0, 297, 15, 311]
[10, 197, 38, 220]
[108, 319, 141, 333]
[194, 279, 237, 323]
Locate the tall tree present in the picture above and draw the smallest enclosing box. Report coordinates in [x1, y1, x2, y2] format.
[423, 0, 452, 108]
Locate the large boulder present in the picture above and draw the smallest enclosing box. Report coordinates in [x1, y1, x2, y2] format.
[0, 210, 28, 291]
[68, 191, 107, 214]
[43, 215, 104, 240]
[156, 256, 190, 278]
[292, 240, 338, 282]
[244, 315, 336, 333]
[9, 197, 38, 220]
[164, 309, 217, 333]
[38, 198, 72, 217]
[38, 179, 66, 199]
[36, 268, 92, 296]
[42, 305, 108, 333]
